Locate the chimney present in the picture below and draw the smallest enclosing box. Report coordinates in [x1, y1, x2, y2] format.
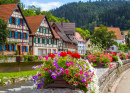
[61, 21, 63, 26]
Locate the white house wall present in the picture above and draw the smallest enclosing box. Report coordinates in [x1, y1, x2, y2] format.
[109, 39, 124, 52]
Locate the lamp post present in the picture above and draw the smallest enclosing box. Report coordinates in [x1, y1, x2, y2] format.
[19, 23, 23, 55]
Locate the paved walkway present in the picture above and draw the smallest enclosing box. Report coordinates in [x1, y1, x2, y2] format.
[116, 69, 130, 93]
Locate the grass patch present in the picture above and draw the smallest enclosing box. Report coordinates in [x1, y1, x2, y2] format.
[0, 70, 37, 86]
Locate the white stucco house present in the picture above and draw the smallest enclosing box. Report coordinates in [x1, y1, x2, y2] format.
[75, 32, 86, 55]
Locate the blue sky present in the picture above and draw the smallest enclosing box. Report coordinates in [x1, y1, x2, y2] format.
[21, 0, 96, 11]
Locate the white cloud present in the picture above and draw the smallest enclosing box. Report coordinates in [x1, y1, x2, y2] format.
[22, 0, 63, 11]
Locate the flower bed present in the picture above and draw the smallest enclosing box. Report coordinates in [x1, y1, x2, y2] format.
[32, 51, 99, 93]
[88, 52, 114, 68]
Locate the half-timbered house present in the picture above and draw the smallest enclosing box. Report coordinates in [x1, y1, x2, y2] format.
[25, 15, 59, 56]
[0, 3, 31, 55]
[51, 22, 78, 52]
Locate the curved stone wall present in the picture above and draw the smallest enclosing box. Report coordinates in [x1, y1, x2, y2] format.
[98, 59, 130, 93]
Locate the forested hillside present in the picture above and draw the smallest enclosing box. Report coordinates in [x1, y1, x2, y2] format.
[51, 1, 130, 34]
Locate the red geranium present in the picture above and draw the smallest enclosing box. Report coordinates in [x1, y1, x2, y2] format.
[71, 53, 80, 58]
[48, 53, 55, 58]
[67, 51, 72, 55]
[60, 52, 67, 57]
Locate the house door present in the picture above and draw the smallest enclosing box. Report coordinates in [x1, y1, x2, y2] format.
[17, 46, 20, 55]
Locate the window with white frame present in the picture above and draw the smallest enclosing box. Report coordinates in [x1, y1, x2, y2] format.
[49, 39, 51, 44]
[46, 29, 48, 33]
[53, 49, 56, 53]
[48, 49, 51, 54]
[43, 49, 47, 55]
[41, 28, 42, 33]
[38, 49, 42, 55]
[40, 38, 42, 43]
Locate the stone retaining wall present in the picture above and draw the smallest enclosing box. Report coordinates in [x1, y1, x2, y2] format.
[98, 59, 130, 93]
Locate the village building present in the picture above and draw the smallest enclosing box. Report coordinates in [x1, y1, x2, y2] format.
[51, 22, 78, 52]
[95, 27, 123, 52]
[25, 15, 59, 56]
[0, 3, 31, 55]
[75, 32, 86, 55]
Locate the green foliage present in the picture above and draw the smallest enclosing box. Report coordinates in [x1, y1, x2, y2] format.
[91, 24, 118, 50]
[118, 43, 129, 52]
[121, 32, 124, 35]
[0, 0, 20, 5]
[51, 1, 130, 33]
[0, 70, 37, 86]
[118, 52, 127, 60]
[6, 41, 19, 44]
[76, 28, 91, 39]
[0, 18, 9, 47]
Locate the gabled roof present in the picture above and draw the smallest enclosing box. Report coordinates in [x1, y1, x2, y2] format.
[0, 3, 32, 34]
[0, 3, 17, 21]
[51, 27, 60, 39]
[55, 22, 75, 35]
[25, 15, 45, 35]
[75, 32, 85, 42]
[95, 27, 122, 39]
[52, 22, 77, 44]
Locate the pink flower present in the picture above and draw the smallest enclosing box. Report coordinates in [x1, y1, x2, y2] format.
[74, 82, 78, 85]
[106, 63, 108, 65]
[84, 80, 87, 83]
[75, 74, 78, 77]
[66, 63, 70, 66]
[70, 62, 74, 66]
[85, 84, 88, 87]
[65, 69, 69, 74]
[45, 56, 48, 60]
[93, 60, 96, 62]
[89, 78, 91, 81]
[39, 56, 42, 59]
[79, 71, 83, 75]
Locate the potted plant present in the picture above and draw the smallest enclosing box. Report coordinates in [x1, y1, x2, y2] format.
[32, 51, 97, 93]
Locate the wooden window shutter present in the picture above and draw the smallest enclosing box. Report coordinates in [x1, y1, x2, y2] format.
[15, 18, 17, 25]
[43, 38, 45, 44]
[45, 28, 46, 33]
[14, 45, 16, 51]
[9, 31, 12, 38]
[34, 37, 36, 43]
[9, 44, 11, 51]
[39, 38, 40, 43]
[39, 27, 41, 32]
[23, 19, 25, 26]
[4, 46, 5, 51]
[15, 31, 17, 38]
[9, 17, 12, 24]
[43, 28, 44, 33]
[26, 46, 28, 52]
[0, 46, 2, 51]
[47, 39, 49, 44]
[26, 33, 28, 39]
[18, 18, 20, 25]
[21, 32, 22, 39]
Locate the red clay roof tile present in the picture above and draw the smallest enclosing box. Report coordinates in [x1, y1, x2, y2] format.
[0, 3, 18, 21]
